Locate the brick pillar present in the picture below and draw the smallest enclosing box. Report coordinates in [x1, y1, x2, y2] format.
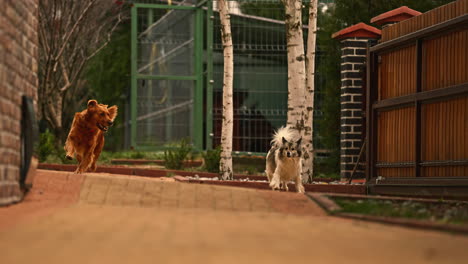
[332, 23, 381, 179]
[0, 0, 39, 205]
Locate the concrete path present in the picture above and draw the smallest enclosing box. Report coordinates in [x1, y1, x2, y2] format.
[1, 170, 467, 264]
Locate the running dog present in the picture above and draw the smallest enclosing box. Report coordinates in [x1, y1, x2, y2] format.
[64, 99, 117, 174]
[265, 126, 305, 193]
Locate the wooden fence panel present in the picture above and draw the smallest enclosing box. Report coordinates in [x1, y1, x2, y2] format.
[377, 107, 416, 178]
[379, 45, 416, 99]
[423, 29, 468, 91]
[421, 97, 468, 177]
[368, 0, 468, 182]
[381, 0, 468, 42]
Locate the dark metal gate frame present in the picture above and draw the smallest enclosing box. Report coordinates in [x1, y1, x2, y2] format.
[366, 14, 468, 198]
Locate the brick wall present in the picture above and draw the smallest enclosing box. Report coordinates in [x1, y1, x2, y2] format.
[332, 22, 381, 180]
[339, 38, 368, 179]
[0, 0, 39, 205]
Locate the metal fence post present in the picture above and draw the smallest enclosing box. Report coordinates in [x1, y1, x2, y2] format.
[130, 5, 138, 148]
[193, 4, 204, 150]
[206, 0, 214, 150]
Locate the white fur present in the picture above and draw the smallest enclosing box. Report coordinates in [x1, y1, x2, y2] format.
[266, 126, 305, 194]
[270, 126, 296, 147]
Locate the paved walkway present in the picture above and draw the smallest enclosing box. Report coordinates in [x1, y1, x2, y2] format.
[1, 170, 467, 264]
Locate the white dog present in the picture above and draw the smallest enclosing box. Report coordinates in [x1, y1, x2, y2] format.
[265, 126, 305, 193]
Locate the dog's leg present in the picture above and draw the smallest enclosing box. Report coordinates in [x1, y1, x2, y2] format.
[64, 114, 79, 160]
[73, 155, 83, 174]
[89, 134, 104, 172]
[295, 176, 305, 194]
[64, 138, 75, 160]
[77, 153, 93, 174]
[265, 149, 276, 183]
[76, 152, 94, 174]
[266, 170, 273, 183]
[282, 181, 289, 192]
[269, 170, 281, 191]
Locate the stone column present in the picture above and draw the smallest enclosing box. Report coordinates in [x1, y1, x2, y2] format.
[332, 23, 381, 179]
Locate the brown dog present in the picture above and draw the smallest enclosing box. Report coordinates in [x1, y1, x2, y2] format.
[64, 99, 118, 174]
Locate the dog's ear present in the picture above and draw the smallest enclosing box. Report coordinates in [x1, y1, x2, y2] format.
[296, 137, 302, 146]
[87, 100, 98, 108]
[282, 137, 287, 144]
[108, 105, 118, 121]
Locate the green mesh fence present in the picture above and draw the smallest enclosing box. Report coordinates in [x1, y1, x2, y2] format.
[131, 0, 328, 153]
[212, 1, 287, 153]
[135, 6, 196, 147]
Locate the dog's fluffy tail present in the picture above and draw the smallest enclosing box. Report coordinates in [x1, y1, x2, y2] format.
[271, 126, 296, 147]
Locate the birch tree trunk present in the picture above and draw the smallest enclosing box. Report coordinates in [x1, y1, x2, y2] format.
[218, 0, 234, 180]
[283, 0, 306, 127]
[302, 0, 318, 183]
[282, 0, 307, 181]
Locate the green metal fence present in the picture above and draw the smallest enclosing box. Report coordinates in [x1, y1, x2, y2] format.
[130, 0, 328, 153]
[131, 0, 203, 150]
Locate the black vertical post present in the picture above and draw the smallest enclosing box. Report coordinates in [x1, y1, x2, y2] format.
[365, 49, 372, 183]
[366, 48, 378, 183]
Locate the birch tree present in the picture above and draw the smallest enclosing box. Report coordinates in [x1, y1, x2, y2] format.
[281, 0, 317, 183]
[302, 0, 318, 183]
[218, 0, 234, 180]
[38, 0, 127, 143]
[282, 0, 306, 130]
[282, 0, 307, 182]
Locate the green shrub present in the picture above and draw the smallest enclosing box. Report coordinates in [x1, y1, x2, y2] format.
[163, 138, 192, 170]
[128, 150, 145, 159]
[38, 129, 57, 162]
[201, 146, 221, 173]
[37, 129, 73, 164]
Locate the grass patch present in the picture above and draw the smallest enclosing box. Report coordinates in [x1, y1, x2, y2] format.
[201, 147, 221, 173]
[163, 139, 192, 170]
[333, 198, 468, 225]
[314, 172, 341, 180]
[98, 151, 165, 164]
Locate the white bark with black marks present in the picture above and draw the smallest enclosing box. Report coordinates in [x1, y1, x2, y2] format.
[218, 0, 234, 180]
[283, 0, 306, 129]
[282, 0, 309, 182]
[302, 0, 318, 183]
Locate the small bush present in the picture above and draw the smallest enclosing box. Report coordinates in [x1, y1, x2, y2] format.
[38, 130, 56, 162]
[163, 138, 192, 170]
[201, 146, 221, 173]
[37, 129, 73, 164]
[128, 151, 145, 159]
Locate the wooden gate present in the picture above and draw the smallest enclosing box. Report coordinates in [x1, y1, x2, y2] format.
[366, 0, 468, 198]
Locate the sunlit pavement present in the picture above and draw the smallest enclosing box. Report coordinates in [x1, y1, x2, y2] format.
[1, 170, 467, 264]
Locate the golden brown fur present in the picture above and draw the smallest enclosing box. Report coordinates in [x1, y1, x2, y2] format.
[64, 100, 118, 174]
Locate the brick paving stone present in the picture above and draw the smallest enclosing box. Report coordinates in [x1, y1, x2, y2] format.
[1, 170, 468, 264]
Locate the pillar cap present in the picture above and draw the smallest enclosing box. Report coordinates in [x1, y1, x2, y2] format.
[332, 22, 381, 40]
[370, 6, 421, 26]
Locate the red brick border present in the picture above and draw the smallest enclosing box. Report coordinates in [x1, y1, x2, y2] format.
[111, 159, 203, 167]
[38, 163, 342, 183]
[38, 163, 267, 180]
[174, 176, 366, 194]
